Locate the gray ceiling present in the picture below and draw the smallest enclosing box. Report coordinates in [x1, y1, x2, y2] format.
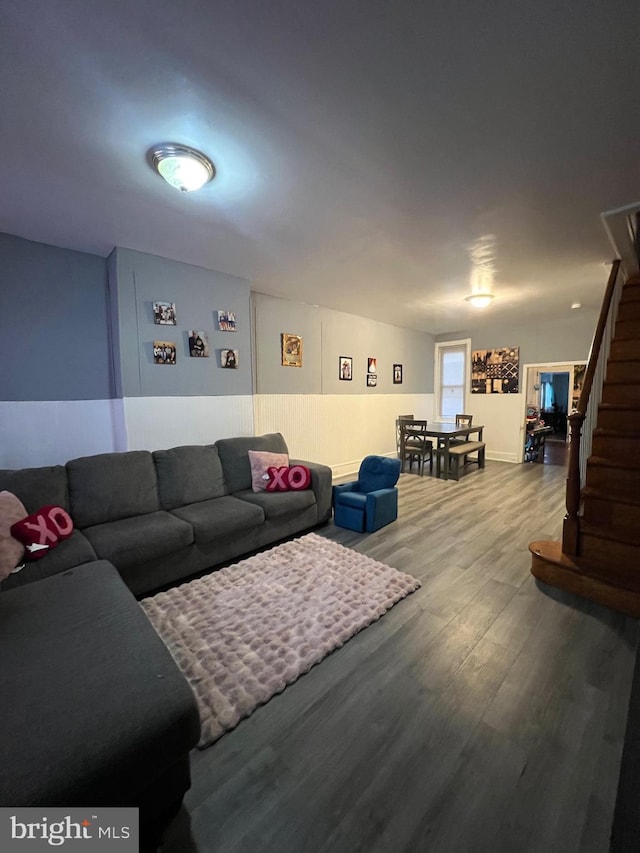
[1, 0, 638, 333]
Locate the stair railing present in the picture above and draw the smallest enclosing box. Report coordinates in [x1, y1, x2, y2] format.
[563, 259, 623, 556]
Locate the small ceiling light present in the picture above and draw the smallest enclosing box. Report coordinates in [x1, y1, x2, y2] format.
[147, 143, 215, 192]
[465, 292, 495, 309]
[465, 234, 497, 309]
[571, 302, 582, 310]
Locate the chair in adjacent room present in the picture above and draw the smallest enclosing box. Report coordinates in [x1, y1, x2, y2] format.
[333, 455, 402, 532]
[399, 418, 433, 476]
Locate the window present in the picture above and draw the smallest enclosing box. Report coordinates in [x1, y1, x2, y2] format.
[435, 340, 470, 421]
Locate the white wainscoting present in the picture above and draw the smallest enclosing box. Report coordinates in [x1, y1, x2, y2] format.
[123, 396, 255, 450]
[0, 399, 126, 468]
[254, 394, 434, 477]
[466, 393, 525, 463]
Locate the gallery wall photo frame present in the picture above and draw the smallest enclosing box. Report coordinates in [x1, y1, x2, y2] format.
[217, 311, 237, 332]
[393, 363, 403, 384]
[281, 333, 303, 367]
[220, 348, 239, 368]
[367, 357, 377, 374]
[339, 356, 353, 380]
[366, 373, 377, 387]
[153, 341, 177, 364]
[153, 301, 177, 325]
[188, 330, 209, 358]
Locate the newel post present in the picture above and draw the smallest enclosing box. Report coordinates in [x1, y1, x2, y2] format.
[562, 411, 585, 557]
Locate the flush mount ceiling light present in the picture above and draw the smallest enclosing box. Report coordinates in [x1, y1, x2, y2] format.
[465, 234, 497, 309]
[465, 292, 495, 309]
[147, 143, 216, 192]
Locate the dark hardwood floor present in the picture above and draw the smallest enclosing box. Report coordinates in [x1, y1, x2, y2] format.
[163, 460, 638, 853]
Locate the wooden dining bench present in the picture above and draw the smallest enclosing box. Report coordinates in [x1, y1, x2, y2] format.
[439, 441, 486, 481]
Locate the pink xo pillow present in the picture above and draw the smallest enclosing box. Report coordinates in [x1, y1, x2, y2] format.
[0, 490, 27, 582]
[247, 450, 289, 492]
[266, 465, 312, 492]
[11, 505, 74, 561]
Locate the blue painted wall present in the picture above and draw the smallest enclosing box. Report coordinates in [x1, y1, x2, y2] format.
[0, 233, 113, 401]
[109, 247, 253, 397]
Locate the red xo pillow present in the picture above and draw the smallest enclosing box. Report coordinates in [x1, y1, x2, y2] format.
[266, 465, 312, 492]
[11, 505, 74, 561]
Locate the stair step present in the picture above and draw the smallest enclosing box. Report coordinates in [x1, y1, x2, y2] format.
[616, 300, 640, 321]
[582, 488, 640, 529]
[620, 279, 640, 301]
[597, 403, 640, 432]
[610, 340, 640, 360]
[585, 456, 640, 498]
[614, 319, 640, 340]
[592, 429, 640, 457]
[529, 539, 640, 616]
[600, 383, 640, 404]
[606, 360, 640, 383]
[578, 526, 640, 590]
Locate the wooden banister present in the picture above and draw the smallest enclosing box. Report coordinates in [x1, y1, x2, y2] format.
[562, 259, 621, 556]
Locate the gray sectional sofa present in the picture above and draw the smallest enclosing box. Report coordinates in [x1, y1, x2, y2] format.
[0, 433, 332, 851]
[1, 432, 333, 595]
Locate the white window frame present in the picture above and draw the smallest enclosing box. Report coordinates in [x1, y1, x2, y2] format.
[434, 339, 471, 422]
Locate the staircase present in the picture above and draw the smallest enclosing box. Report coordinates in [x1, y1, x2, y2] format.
[530, 273, 640, 617]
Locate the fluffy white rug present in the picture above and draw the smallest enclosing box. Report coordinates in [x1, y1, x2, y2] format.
[141, 532, 421, 747]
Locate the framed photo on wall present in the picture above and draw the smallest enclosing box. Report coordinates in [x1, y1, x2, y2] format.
[339, 356, 352, 380]
[220, 349, 239, 368]
[471, 346, 520, 394]
[153, 302, 177, 325]
[188, 330, 209, 357]
[281, 333, 303, 367]
[153, 341, 177, 364]
[368, 357, 377, 374]
[367, 373, 377, 387]
[217, 311, 237, 332]
[393, 363, 403, 384]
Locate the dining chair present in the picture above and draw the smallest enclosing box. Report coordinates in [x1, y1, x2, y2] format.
[396, 414, 414, 456]
[449, 413, 473, 447]
[399, 419, 433, 476]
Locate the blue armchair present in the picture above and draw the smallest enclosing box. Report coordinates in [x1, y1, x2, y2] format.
[333, 455, 401, 533]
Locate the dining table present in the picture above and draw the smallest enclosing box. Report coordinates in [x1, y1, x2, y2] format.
[420, 421, 485, 481]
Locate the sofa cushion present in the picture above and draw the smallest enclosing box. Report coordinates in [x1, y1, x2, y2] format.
[216, 433, 289, 494]
[0, 530, 98, 590]
[236, 487, 316, 520]
[0, 561, 200, 809]
[67, 451, 160, 528]
[0, 491, 26, 581]
[171, 496, 265, 546]
[82, 511, 193, 571]
[0, 465, 69, 513]
[153, 445, 227, 509]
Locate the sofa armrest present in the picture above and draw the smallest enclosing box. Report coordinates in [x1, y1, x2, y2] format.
[290, 459, 333, 522]
[365, 488, 398, 533]
[332, 481, 360, 507]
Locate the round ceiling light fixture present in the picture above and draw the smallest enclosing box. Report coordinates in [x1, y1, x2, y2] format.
[465, 292, 495, 309]
[147, 143, 216, 192]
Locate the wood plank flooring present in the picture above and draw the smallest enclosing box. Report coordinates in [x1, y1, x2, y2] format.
[162, 460, 638, 853]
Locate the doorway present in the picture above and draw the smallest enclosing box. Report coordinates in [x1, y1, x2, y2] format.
[523, 362, 583, 466]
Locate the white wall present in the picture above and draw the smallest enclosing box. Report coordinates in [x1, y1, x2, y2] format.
[254, 393, 433, 478]
[123, 396, 254, 450]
